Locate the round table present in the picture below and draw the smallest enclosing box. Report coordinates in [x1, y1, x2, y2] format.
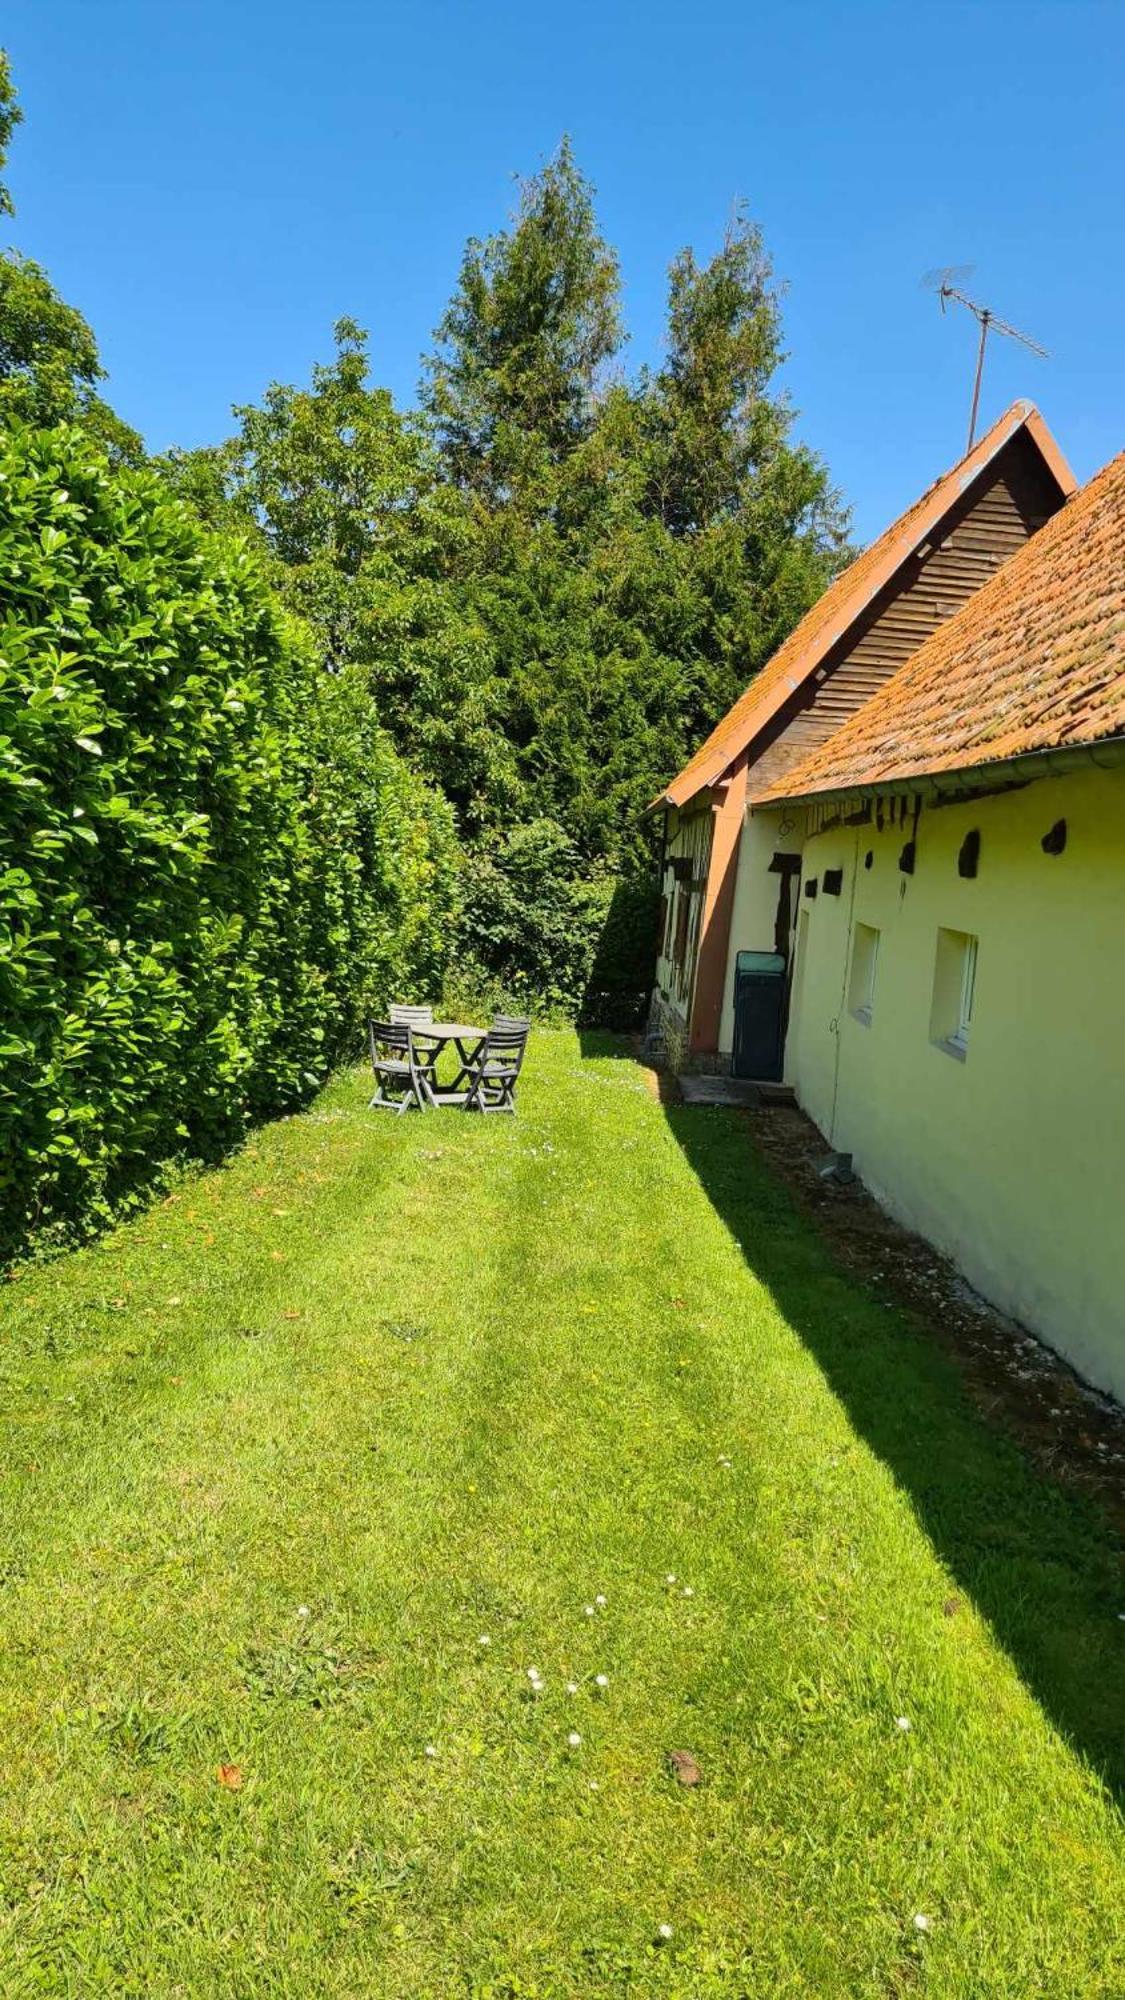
[422, 1022, 488, 1102]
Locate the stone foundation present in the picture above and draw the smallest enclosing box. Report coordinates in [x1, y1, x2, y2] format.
[643, 990, 731, 1076]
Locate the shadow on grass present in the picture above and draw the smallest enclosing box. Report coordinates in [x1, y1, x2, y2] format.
[579, 1029, 1125, 1807]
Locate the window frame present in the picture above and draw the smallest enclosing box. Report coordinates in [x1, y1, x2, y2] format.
[930, 928, 979, 1061]
[848, 920, 881, 1026]
[945, 934, 977, 1054]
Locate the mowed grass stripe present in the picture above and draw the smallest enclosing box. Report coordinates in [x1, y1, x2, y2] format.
[0, 1031, 1119, 1996]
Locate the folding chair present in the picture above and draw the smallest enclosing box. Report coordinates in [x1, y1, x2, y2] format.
[390, 1005, 438, 1091]
[367, 1020, 435, 1113]
[462, 1023, 530, 1114]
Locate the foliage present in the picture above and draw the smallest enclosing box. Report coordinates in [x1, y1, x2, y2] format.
[0, 422, 458, 1261]
[161, 143, 850, 1018]
[158, 319, 509, 833]
[422, 138, 622, 500]
[0, 53, 141, 460]
[579, 872, 662, 1028]
[0, 48, 20, 220]
[0, 1037, 1119, 1991]
[451, 818, 613, 1020]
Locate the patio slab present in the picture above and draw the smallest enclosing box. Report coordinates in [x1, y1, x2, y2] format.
[679, 1074, 793, 1108]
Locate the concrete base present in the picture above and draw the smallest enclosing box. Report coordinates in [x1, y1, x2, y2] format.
[679, 1075, 794, 1108]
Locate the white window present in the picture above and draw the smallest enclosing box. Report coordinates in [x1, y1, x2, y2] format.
[848, 922, 880, 1025]
[930, 929, 978, 1059]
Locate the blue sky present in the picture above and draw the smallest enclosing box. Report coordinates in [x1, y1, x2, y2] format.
[4, 1, 1122, 540]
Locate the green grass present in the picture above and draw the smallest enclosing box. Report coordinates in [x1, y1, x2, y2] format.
[0, 1029, 1121, 1996]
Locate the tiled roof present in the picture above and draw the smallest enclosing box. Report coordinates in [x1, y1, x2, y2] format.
[755, 447, 1125, 805]
[655, 402, 1074, 810]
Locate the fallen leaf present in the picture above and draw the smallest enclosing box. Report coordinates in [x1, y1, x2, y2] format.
[216, 1763, 244, 1790]
[282, 1310, 302, 1322]
[667, 1749, 702, 1787]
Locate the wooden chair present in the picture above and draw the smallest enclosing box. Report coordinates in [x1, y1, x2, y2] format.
[367, 1020, 435, 1114]
[462, 1023, 530, 1115]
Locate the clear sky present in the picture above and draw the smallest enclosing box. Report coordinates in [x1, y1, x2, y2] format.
[3, 1, 1122, 541]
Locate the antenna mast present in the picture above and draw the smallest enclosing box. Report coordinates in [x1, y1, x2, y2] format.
[922, 267, 1049, 451]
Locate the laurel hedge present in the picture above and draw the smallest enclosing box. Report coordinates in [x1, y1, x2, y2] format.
[0, 424, 460, 1261]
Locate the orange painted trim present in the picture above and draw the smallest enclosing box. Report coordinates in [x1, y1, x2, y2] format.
[688, 756, 748, 1054]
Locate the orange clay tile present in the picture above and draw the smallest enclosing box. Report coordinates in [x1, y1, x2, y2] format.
[655, 402, 1074, 811]
[755, 448, 1125, 806]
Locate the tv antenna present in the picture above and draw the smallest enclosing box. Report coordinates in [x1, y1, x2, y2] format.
[922, 266, 1049, 452]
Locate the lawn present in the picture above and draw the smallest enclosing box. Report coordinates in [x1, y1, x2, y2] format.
[0, 1030, 1121, 1997]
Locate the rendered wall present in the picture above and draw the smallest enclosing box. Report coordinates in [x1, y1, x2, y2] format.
[771, 764, 1125, 1402]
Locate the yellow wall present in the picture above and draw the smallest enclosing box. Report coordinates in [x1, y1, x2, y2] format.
[766, 764, 1125, 1402]
[717, 808, 804, 1053]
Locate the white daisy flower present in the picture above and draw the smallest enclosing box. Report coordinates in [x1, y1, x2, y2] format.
[595, 1673, 608, 1688]
[594, 1593, 607, 1606]
[584, 1604, 595, 1617]
[913, 1913, 932, 1933]
[896, 1715, 912, 1732]
[478, 1635, 491, 1647]
[665, 1573, 676, 1585]
[296, 1605, 311, 1619]
[566, 1680, 579, 1695]
[657, 1922, 673, 1941]
[567, 1731, 582, 1748]
[682, 1586, 694, 1598]
[424, 1744, 437, 1758]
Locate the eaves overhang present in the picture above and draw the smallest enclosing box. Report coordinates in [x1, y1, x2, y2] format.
[750, 733, 1125, 817]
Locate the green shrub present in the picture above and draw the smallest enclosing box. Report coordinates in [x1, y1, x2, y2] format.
[0, 422, 459, 1260]
[579, 871, 660, 1029]
[448, 817, 656, 1027]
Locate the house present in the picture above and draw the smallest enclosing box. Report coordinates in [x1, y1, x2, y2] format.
[647, 402, 1075, 1073]
[650, 427, 1125, 1402]
[753, 447, 1125, 1401]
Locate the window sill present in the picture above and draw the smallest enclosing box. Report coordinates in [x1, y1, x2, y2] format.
[933, 1035, 967, 1063]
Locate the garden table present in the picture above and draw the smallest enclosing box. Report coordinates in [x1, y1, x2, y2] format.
[421, 1022, 488, 1104]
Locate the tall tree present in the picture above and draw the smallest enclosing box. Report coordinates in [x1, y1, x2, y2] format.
[0, 50, 141, 458]
[161, 320, 510, 829]
[422, 139, 622, 501]
[165, 145, 851, 1013]
[0, 48, 19, 218]
[645, 209, 816, 531]
[619, 212, 850, 751]
[419, 175, 847, 867]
